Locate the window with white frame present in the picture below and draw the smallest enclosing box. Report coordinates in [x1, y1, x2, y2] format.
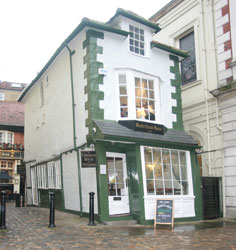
[118, 71, 159, 122]
[0, 131, 14, 144]
[34, 160, 61, 190]
[37, 164, 47, 189]
[129, 25, 145, 56]
[0, 93, 5, 100]
[142, 146, 192, 196]
[179, 31, 196, 85]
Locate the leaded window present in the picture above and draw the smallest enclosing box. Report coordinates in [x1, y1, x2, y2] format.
[143, 146, 190, 196]
[180, 31, 196, 85]
[129, 25, 145, 56]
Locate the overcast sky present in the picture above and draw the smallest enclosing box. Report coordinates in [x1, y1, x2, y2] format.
[0, 0, 169, 84]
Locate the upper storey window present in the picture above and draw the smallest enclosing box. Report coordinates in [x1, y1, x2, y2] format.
[129, 25, 145, 56]
[0, 131, 14, 144]
[179, 31, 196, 85]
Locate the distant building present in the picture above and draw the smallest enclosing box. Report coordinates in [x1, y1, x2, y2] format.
[151, 0, 236, 218]
[0, 81, 26, 196]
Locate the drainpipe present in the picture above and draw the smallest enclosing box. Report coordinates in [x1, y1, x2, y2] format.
[64, 43, 83, 215]
[199, 0, 212, 176]
[211, 0, 225, 217]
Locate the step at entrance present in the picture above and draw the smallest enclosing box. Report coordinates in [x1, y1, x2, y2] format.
[103, 220, 137, 226]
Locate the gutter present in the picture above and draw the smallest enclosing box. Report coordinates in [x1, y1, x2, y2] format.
[64, 43, 83, 216]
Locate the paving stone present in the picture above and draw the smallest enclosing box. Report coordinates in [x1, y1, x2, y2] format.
[1, 203, 236, 249]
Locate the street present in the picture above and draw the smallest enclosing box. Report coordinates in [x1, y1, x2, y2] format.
[1, 203, 236, 249]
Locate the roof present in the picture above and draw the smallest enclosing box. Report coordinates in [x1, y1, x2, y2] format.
[0, 81, 27, 92]
[94, 120, 198, 146]
[108, 8, 161, 33]
[0, 101, 24, 127]
[151, 41, 188, 58]
[149, 0, 184, 22]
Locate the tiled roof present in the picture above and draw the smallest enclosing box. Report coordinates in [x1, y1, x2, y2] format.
[0, 101, 24, 127]
[0, 81, 27, 91]
[94, 120, 198, 146]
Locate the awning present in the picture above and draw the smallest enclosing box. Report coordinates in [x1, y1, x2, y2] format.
[0, 171, 14, 180]
[93, 120, 198, 147]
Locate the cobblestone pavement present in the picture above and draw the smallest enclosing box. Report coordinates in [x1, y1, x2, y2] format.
[1, 203, 236, 249]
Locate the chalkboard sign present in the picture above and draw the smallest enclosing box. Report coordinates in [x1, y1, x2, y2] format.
[154, 199, 174, 228]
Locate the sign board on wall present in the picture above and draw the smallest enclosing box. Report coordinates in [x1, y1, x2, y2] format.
[81, 151, 96, 168]
[154, 199, 174, 228]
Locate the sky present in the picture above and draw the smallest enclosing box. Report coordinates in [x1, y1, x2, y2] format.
[0, 0, 169, 84]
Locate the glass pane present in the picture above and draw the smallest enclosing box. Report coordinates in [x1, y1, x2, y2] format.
[162, 150, 170, 164]
[142, 89, 148, 98]
[173, 181, 181, 195]
[149, 90, 154, 99]
[117, 171, 124, 184]
[108, 183, 116, 196]
[140, 29, 144, 35]
[107, 157, 114, 170]
[135, 47, 139, 54]
[129, 25, 133, 32]
[120, 107, 128, 118]
[135, 27, 139, 33]
[119, 86, 127, 95]
[145, 163, 154, 179]
[154, 164, 162, 179]
[143, 99, 148, 109]
[135, 33, 139, 40]
[150, 111, 155, 121]
[163, 164, 172, 179]
[149, 80, 154, 89]
[142, 79, 148, 89]
[115, 158, 123, 171]
[135, 78, 141, 87]
[119, 74, 126, 84]
[129, 39, 134, 45]
[140, 36, 144, 42]
[144, 147, 152, 162]
[130, 46, 134, 52]
[120, 96, 128, 106]
[172, 164, 180, 181]
[140, 50, 144, 56]
[146, 180, 154, 195]
[155, 180, 164, 195]
[135, 88, 141, 97]
[140, 42, 144, 48]
[144, 109, 148, 120]
[171, 151, 179, 164]
[136, 98, 141, 108]
[182, 181, 189, 195]
[153, 149, 161, 164]
[117, 182, 124, 196]
[180, 152, 187, 165]
[181, 165, 188, 180]
[108, 170, 116, 183]
[164, 180, 173, 195]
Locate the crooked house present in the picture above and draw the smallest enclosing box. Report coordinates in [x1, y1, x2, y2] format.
[19, 9, 203, 224]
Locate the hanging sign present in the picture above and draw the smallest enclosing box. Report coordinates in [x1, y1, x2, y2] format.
[154, 199, 174, 228]
[81, 151, 96, 168]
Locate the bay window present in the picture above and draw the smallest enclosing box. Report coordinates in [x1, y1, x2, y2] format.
[142, 146, 192, 196]
[118, 71, 160, 123]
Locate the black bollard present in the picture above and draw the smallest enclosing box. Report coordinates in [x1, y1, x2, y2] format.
[21, 194, 25, 207]
[48, 192, 56, 228]
[15, 194, 21, 207]
[88, 192, 96, 226]
[0, 191, 7, 229]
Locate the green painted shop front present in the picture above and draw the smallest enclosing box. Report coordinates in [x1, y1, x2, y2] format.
[93, 126, 203, 225]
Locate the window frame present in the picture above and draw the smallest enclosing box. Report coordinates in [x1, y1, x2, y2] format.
[0, 131, 14, 144]
[129, 24, 145, 56]
[117, 70, 161, 123]
[141, 146, 193, 197]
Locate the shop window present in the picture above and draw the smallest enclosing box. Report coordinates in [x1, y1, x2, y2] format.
[0, 131, 14, 144]
[179, 31, 196, 85]
[118, 71, 158, 122]
[129, 25, 145, 56]
[142, 146, 192, 196]
[0, 93, 5, 100]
